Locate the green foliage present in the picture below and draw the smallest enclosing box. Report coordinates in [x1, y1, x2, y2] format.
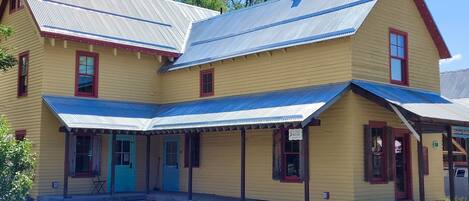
[227, 0, 268, 10]
[0, 25, 17, 72]
[180, 0, 227, 12]
[0, 116, 36, 201]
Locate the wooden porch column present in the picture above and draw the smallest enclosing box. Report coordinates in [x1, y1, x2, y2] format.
[63, 132, 70, 198]
[146, 135, 151, 194]
[447, 126, 455, 201]
[466, 139, 469, 201]
[417, 131, 425, 201]
[240, 129, 246, 201]
[303, 126, 310, 201]
[188, 133, 193, 201]
[110, 133, 117, 195]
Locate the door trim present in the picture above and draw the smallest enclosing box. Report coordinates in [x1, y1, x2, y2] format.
[393, 128, 413, 201]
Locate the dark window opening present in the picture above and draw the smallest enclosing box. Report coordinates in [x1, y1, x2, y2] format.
[75, 135, 92, 176]
[17, 52, 29, 97]
[75, 52, 98, 97]
[184, 133, 200, 168]
[200, 69, 214, 97]
[9, 0, 24, 13]
[15, 130, 26, 141]
[389, 29, 408, 85]
[282, 129, 301, 182]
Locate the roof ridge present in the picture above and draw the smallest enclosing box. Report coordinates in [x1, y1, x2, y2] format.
[441, 68, 469, 74]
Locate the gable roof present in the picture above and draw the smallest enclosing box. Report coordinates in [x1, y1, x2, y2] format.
[161, 0, 377, 72]
[24, 0, 218, 57]
[440, 69, 469, 99]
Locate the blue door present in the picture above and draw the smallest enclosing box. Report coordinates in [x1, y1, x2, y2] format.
[163, 137, 179, 192]
[107, 135, 136, 192]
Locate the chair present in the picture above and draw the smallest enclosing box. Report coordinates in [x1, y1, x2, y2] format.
[91, 175, 106, 194]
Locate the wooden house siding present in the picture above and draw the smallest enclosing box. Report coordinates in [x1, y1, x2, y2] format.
[159, 38, 353, 103]
[0, 2, 45, 197]
[351, 0, 441, 92]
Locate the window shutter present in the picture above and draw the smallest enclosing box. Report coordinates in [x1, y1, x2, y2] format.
[68, 134, 77, 176]
[364, 125, 372, 182]
[299, 130, 305, 182]
[92, 135, 102, 176]
[272, 129, 282, 180]
[385, 126, 394, 181]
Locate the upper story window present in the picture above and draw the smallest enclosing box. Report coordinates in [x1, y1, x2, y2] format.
[200, 69, 214, 97]
[389, 29, 408, 86]
[17, 52, 29, 97]
[9, 0, 24, 13]
[75, 51, 98, 98]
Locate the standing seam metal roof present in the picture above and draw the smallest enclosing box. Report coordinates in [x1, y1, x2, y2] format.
[440, 69, 469, 99]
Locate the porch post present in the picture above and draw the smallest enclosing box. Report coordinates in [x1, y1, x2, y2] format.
[466, 139, 469, 201]
[417, 131, 425, 201]
[188, 133, 193, 201]
[146, 135, 151, 194]
[447, 126, 455, 201]
[110, 133, 116, 195]
[63, 131, 70, 198]
[303, 126, 310, 201]
[240, 129, 246, 201]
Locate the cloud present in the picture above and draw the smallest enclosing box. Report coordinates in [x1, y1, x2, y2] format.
[440, 54, 463, 65]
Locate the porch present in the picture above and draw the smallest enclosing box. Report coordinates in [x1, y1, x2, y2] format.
[38, 192, 263, 201]
[42, 80, 469, 201]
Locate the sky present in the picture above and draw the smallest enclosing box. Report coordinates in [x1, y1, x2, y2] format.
[426, 0, 469, 72]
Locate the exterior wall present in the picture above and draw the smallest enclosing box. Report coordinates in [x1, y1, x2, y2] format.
[351, 0, 441, 92]
[0, 3, 45, 197]
[159, 38, 352, 103]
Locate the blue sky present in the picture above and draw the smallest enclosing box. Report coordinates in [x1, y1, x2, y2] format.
[426, 0, 469, 72]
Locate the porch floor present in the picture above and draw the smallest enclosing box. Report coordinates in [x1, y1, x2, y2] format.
[38, 192, 263, 201]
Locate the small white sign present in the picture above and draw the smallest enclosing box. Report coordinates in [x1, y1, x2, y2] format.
[289, 129, 303, 141]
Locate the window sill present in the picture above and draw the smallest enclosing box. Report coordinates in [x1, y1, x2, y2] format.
[200, 93, 214, 98]
[390, 80, 409, 86]
[75, 93, 98, 98]
[280, 177, 302, 183]
[369, 179, 388, 185]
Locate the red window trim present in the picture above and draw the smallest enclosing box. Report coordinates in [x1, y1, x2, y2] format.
[389, 28, 409, 86]
[15, 129, 26, 141]
[368, 121, 388, 184]
[9, 0, 24, 14]
[200, 69, 214, 97]
[75, 51, 99, 98]
[17, 51, 29, 97]
[72, 134, 93, 178]
[279, 128, 302, 183]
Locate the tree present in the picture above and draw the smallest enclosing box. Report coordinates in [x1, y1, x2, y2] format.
[0, 25, 17, 72]
[180, 0, 227, 12]
[0, 116, 36, 201]
[226, 0, 268, 10]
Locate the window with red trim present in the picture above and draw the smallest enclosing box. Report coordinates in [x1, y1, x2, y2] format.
[281, 129, 301, 182]
[389, 29, 408, 85]
[75, 135, 93, 176]
[368, 121, 387, 183]
[75, 51, 98, 97]
[17, 52, 29, 97]
[15, 130, 26, 141]
[200, 69, 214, 97]
[9, 0, 24, 13]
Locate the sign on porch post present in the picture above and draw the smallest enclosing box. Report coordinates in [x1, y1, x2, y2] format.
[452, 126, 469, 138]
[289, 129, 303, 141]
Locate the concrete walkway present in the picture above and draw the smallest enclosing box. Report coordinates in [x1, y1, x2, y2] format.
[38, 192, 263, 201]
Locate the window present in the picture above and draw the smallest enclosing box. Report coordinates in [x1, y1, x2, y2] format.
[184, 133, 200, 168]
[75, 135, 93, 176]
[17, 52, 29, 97]
[200, 69, 214, 97]
[116, 140, 131, 165]
[389, 29, 408, 85]
[272, 129, 302, 182]
[364, 121, 390, 184]
[15, 130, 26, 141]
[9, 0, 24, 13]
[75, 51, 98, 97]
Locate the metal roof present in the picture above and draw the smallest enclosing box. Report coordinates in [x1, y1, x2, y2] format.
[161, 0, 377, 72]
[440, 69, 469, 99]
[27, 0, 218, 54]
[43, 82, 350, 131]
[352, 80, 469, 124]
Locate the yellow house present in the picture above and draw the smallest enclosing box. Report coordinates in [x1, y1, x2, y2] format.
[0, 0, 468, 201]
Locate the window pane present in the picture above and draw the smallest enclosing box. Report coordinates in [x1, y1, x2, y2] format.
[391, 45, 398, 57]
[166, 141, 178, 166]
[75, 136, 92, 173]
[116, 141, 122, 152]
[390, 33, 397, 45]
[398, 35, 405, 47]
[86, 66, 94, 75]
[76, 155, 91, 173]
[285, 154, 300, 177]
[79, 65, 87, 74]
[202, 72, 213, 94]
[78, 75, 94, 93]
[86, 57, 94, 66]
[371, 128, 384, 179]
[391, 58, 403, 81]
[79, 56, 86, 65]
[398, 47, 405, 58]
[122, 141, 130, 152]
